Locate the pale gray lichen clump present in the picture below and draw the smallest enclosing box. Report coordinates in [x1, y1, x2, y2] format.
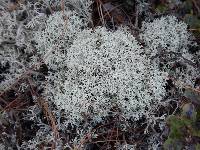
[1, 0, 199, 148]
[0, 11, 25, 90]
[34, 11, 88, 70]
[57, 27, 167, 123]
[140, 15, 191, 57]
[37, 12, 168, 125]
[0, 48, 26, 91]
[139, 15, 199, 87]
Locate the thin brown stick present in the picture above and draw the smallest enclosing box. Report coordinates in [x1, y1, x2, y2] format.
[37, 98, 60, 140]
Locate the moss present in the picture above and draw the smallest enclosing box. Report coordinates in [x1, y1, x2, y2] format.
[184, 14, 200, 29]
[156, 4, 168, 13]
[184, 14, 200, 37]
[195, 144, 200, 150]
[164, 138, 183, 150]
[164, 103, 200, 149]
[166, 115, 193, 139]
